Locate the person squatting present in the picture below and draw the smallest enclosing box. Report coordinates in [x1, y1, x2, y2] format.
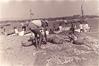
[27, 20, 48, 49]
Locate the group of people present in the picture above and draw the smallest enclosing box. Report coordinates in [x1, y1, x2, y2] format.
[17, 20, 48, 49]
[79, 22, 90, 33]
[68, 22, 90, 44]
[14, 23, 27, 36]
[15, 20, 90, 49]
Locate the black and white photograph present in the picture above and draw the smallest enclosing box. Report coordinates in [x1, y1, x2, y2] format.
[0, 0, 99, 66]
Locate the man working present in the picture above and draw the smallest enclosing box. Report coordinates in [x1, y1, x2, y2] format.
[27, 20, 48, 49]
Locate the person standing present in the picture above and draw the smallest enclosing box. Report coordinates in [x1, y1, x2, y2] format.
[59, 23, 62, 32]
[14, 27, 19, 35]
[70, 23, 75, 34]
[79, 23, 84, 33]
[21, 23, 26, 31]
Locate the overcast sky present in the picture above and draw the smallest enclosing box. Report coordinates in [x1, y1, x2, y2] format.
[0, 0, 99, 20]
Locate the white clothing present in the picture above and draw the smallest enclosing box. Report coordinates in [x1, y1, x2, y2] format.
[59, 26, 62, 31]
[31, 20, 42, 27]
[79, 24, 83, 29]
[19, 31, 25, 36]
[83, 24, 90, 32]
[15, 29, 19, 34]
[46, 31, 49, 35]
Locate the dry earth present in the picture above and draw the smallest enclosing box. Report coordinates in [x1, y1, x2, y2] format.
[0, 31, 99, 66]
[0, 18, 99, 66]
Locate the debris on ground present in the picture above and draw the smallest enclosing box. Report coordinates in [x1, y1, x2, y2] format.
[34, 31, 99, 66]
[0, 30, 99, 66]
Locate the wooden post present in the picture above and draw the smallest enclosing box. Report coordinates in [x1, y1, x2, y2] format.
[81, 0, 85, 23]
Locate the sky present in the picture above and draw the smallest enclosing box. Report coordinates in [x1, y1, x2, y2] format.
[0, 0, 99, 20]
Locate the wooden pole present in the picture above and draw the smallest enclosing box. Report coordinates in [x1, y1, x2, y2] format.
[81, 0, 85, 22]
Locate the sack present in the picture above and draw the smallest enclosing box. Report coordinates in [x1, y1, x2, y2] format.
[48, 35, 63, 44]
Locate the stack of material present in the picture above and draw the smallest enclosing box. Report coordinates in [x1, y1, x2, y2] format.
[34, 32, 99, 66]
[47, 34, 64, 44]
[47, 31, 81, 44]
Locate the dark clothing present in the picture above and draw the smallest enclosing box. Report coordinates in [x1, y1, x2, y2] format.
[68, 23, 77, 43]
[28, 22, 43, 49]
[70, 24, 75, 34]
[41, 21, 48, 28]
[22, 26, 26, 31]
[29, 28, 43, 49]
[70, 27, 75, 34]
[80, 29, 84, 33]
[41, 21, 48, 43]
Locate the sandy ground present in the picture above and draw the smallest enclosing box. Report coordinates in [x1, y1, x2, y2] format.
[0, 17, 99, 66]
[0, 31, 99, 66]
[0, 35, 36, 66]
